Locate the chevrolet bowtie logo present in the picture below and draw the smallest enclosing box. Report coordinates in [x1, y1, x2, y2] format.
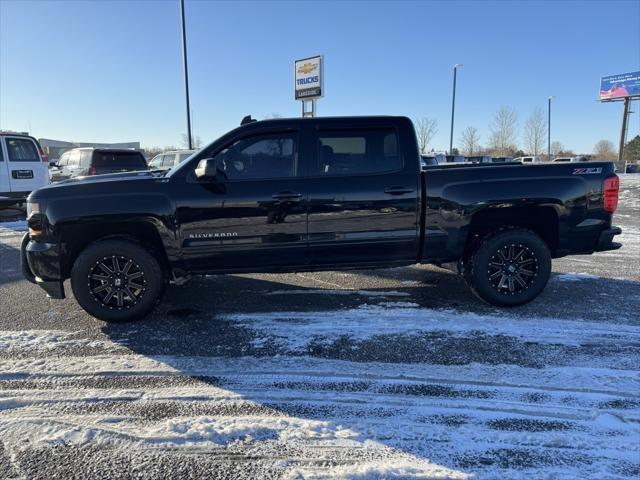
[297, 63, 317, 75]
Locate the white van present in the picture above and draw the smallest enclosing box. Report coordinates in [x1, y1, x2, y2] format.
[0, 132, 50, 206]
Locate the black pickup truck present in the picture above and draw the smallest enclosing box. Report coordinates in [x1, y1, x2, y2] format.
[22, 116, 622, 321]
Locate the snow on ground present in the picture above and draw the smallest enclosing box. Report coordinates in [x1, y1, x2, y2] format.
[0, 220, 27, 235]
[0, 301, 638, 479]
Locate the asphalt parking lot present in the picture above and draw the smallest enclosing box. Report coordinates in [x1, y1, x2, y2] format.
[0, 175, 638, 479]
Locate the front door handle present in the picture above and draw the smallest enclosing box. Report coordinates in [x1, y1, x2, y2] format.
[272, 191, 303, 200]
[384, 186, 414, 195]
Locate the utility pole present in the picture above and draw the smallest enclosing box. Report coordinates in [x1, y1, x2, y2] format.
[618, 97, 631, 163]
[547, 96, 554, 161]
[449, 64, 463, 154]
[179, 0, 193, 150]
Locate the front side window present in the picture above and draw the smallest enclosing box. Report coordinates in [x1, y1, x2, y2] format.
[6, 138, 39, 162]
[58, 152, 70, 167]
[316, 129, 402, 175]
[211, 133, 297, 180]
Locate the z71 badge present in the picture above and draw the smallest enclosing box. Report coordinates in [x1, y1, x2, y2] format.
[573, 168, 602, 175]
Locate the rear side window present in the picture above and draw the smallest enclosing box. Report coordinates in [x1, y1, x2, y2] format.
[92, 151, 147, 170]
[6, 137, 39, 162]
[178, 153, 191, 162]
[316, 129, 402, 175]
[80, 150, 92, 167]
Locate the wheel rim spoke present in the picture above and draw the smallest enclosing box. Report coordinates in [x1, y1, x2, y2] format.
[91, 274, 109, 281]
[98, 262, 114, 275]
[92, 283, 110, 294]
[116, 290, 124, 307]
[103, 288, 116, 304]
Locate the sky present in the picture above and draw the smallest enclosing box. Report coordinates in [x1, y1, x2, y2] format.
[1, 0, 639, 154]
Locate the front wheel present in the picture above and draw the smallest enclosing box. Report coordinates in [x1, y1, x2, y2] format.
[465, 229, 551, 307]
[71, 239, 166, 322]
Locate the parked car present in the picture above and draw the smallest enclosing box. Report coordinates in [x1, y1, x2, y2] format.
[0, 132, 49, 206]
[445, 155, 467, 163]
[420, 155, 438, 167]
[148, 150, 195, 170]
[22, 115, 622, 321]
[514, 156, 543, 163]
[49, 148, 147, 182]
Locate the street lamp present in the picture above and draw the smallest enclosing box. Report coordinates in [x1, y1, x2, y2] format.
[179, 0, 193, 150]
[547, 96, 554, 161]
[449, 64, 463, 154]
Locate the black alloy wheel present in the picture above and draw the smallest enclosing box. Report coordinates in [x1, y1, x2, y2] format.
[465, 229, 551, 307]
[71, 239, 165, 322]
[487, 243, 539, 295]
[88, 255, 147, 310]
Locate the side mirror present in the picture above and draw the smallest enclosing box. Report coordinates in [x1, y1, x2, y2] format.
[195, 158, 224, 182]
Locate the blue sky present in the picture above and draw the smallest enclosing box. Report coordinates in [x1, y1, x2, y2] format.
[1, 0, 639, 153]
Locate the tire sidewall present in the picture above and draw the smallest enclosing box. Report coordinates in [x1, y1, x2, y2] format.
[469, 229, 551, 307]
[71, 239, 165, 322]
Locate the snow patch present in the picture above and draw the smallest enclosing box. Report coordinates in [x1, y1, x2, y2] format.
[265, 289, 410, 297]
[0, 220, 27, 232]
[556, 272, 601, 281]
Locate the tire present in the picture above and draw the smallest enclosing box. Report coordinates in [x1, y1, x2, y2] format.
[71, 239, 166, 322]
[465, 229, 551, 307]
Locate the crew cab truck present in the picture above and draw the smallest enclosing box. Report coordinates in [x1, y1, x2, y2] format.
[22, 116, 622, 322]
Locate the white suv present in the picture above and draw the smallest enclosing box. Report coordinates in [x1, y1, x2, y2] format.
[0, 132, 49, 206]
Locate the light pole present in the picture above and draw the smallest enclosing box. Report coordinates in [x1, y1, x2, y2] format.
[179, 0, 193, 150]
[449, 64, 463, 154]
[547, 96, 554, 161]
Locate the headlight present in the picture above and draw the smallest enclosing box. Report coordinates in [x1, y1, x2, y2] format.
[27, 201, 40, 218]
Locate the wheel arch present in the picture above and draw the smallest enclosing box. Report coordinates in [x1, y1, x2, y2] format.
[465, 205, 559, 257]
[59, 220, 171, 279]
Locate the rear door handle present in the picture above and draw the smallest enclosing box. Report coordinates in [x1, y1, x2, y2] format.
[384, 186, 414, 195]
[272, 191, 303, 200]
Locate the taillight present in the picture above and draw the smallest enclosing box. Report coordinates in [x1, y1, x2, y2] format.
[603, 176, 619, 213]
[38, 146, 48, 162]
[88, 165, 97, 175]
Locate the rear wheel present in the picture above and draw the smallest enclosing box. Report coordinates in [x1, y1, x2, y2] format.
[71, 239, 165, 322]
[465, 229, 551, 307]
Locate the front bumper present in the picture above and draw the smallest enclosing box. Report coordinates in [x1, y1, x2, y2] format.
[21, 233, 65, 299]
[594, 227, 622, 252]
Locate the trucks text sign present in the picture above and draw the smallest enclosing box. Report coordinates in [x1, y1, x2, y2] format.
[600, 71, 640, 101]
[295, 55, 323, 100]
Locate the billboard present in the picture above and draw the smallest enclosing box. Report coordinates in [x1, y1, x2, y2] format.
[600, 71, 640, 101]
[295, 55, 323, 100]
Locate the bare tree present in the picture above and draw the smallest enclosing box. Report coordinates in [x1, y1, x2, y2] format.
[180, 134, 202, 149]
[414, 117, 438, 154]
[523, 108, 547, 155]
[489, 106, 518, 156]
[551, 140, 564, 157]
[593, 139, 617, 160]
[459, 126, 481, 156]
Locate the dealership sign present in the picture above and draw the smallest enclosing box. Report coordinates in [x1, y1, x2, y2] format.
[600, 71, 640, 101]
[295, 55, 323, 100]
